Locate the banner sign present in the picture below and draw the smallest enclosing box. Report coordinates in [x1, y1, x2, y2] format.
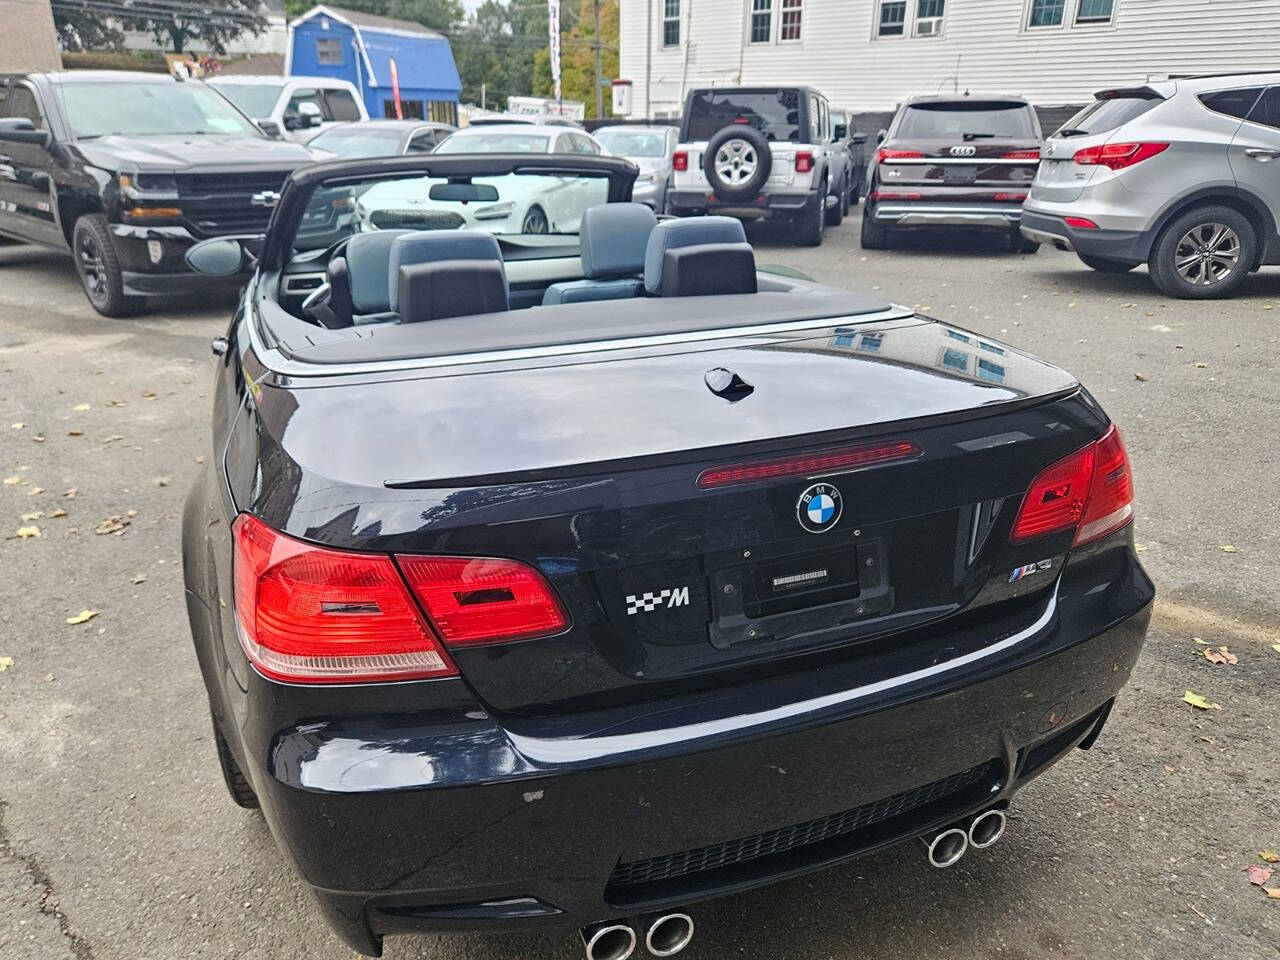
[547, 0, 562, 102]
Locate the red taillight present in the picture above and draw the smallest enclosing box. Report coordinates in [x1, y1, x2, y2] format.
[232, 514, 456, 684]
[696, 440, 922, 489]
[397, 555, 568, 647]
[794, 151, 813, 173]
[994, 193, 1028, 202]
[1011, 426, 1134, 546]
[1064, 216, 1098, 230]
[877, 148, 924, 163]
[1001, 149, 1041, 160]
[672, 150, 688, 172]
[1072, 141, 1169, 170]
[870, 190, 922, 201]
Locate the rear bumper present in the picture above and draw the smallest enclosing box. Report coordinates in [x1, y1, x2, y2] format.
[237, 532, 1153, 954]
[1019, 210, 1148, 262]
[666, 189, 821, 220]
[872, 202, 1022, 230]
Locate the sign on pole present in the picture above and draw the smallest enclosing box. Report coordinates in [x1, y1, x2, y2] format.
[547, 0, 562, 103]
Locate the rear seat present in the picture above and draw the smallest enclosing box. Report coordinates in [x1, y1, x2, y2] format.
[642, 216, 758, 297]
[542, 203, 657, 305]
[394, 230, 510, 323]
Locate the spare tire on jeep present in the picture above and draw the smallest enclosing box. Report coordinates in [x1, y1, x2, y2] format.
[703, 125, 772, 202]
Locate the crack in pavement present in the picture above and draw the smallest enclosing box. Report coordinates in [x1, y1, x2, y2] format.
[0, 799, 95, 960]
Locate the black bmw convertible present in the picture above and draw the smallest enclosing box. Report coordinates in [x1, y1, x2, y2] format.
[180, 153, 1153, 958]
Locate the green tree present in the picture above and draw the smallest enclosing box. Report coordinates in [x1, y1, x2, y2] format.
[452, 0, 543, 107]
[285, 0, 462, 32]
[52, 2, 124, 51]
[120, 0, 267, 54]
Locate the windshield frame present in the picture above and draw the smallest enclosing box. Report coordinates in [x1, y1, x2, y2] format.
[261, 153, 639, 271]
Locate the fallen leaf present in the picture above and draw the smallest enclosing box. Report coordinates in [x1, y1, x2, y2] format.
[3, 476, 20, 486]
[194, 455, 206, 464]
[1149, 323, 1172, 332]
[14, 526, 40, 539]
[94, 516, 130, 536]
[1272, 644, 1280, 655]
[67, 429, 83, 437]
[10, 422, 23, 430]
[1164, 764, 1175, 774]
[0, 656, 12, 671]
[1244, 865, 1274, 886]
[1182, 691, 1220, 711]
[141, 389, 157, 399]
[154, 476, 171, 487]
[1187, 903, 1207, 921]
[1202, 646, 1238, 666]
[130, 574, 148, 585]
[1134, 372, 1147, 381]
[72, 403, 91, 412]
[20, 511, 42, 521]
[1194, 362, 1207, 369]
[1260, 851, 1280, 863]
[62, 488, 77, 499]
[1134, 541, 1148, 553]
[1267, 888, 1280, 900]
[1193, 636, 1208, 645]
[49, 509, 67, 518]
[65, 610, 98, 625]
[27, 487, 43, 496]
[1221, 545, 1237, 553]
[31, 434, 44, 443]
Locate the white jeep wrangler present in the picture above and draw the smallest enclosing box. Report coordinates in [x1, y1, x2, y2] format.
[667, 85, 843, 246]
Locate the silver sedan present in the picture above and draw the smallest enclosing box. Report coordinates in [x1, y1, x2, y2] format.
[594, 125, 679, 213]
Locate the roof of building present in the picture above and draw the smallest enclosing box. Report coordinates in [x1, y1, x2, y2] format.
[216, 53, 285, 77]
[290, 4, 442, 38]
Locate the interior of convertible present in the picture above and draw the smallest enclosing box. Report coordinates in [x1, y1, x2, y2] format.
[259, 163, 893, 362]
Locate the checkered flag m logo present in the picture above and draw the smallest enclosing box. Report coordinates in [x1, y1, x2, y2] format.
[625, 586, 691, 615]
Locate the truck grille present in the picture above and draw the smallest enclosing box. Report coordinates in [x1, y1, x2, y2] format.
[177, 170, 293, 238]
[607, 760, 999, 897]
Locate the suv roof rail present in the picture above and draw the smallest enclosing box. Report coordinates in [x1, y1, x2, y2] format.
[1166, 70, 1280, 81]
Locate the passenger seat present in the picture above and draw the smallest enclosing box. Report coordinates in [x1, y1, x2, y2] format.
[642, 216, 758, 298]
[542, 203, 658, 305]
[393, 230, 509, 323]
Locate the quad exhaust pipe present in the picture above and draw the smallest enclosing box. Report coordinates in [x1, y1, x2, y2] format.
[581, 912, 695, 960]
[921, 806, 1009, 868]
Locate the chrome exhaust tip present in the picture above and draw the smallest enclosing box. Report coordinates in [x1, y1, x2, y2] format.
[582, 922, 637, 960]
[968, 808, 1007, 850]
[922, 826, 969, 868]
[644, 912, 694, 957]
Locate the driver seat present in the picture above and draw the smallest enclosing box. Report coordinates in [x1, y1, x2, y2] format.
[322, 229, 411, 329]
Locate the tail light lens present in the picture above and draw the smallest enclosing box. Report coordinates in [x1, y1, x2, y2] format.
[994, 193, 1028, 202]
[697, 439, 921, 489]
[1001, 149, 1041, 160]
[1072, 141, 1170, 170]
[232, 514, 456, 684]
[1011, 426, 1134, 546]
[870, 190, 922, 201]
[1064, 216, 1099, 229]
[877, 148, 924, 163]
[794, 151, 813, 173]
[397, 556, 568, 647]
[672, 150, 688, 171]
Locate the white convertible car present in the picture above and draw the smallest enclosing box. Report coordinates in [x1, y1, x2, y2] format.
[354, 124, 612, 235]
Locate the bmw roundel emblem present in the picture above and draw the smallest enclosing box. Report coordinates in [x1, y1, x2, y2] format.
[796, 482, 843, 534]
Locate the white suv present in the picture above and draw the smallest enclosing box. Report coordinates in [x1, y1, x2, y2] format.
[207, 76, 368, 143]
[667, 86, 842, 246]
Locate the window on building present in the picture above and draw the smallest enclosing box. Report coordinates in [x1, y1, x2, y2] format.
[1027, 0, 1065, 27]
[663, 0, 680, 47]
[427, 100, 458, 125]
[779, 0, 802, 40]
[915, 0, 945, 35]
[1075, 0, 1115, 23]
[315, 37, 343, 65]
[878, 0, 906, 36]
[749, 0, 772, 42]
[322, 88, 361, 121]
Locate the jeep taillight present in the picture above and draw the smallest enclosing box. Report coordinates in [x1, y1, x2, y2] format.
[673, 150, 688, 171]
[1072, 142, 1169, 170]
[1010, 426, 1134, 546]
[794, 151, 814, 173]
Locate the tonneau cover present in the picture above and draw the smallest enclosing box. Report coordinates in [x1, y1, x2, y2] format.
[275, 290, 897, 364]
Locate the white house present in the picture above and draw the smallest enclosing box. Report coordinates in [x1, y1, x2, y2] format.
[618, 0, 1280, 116]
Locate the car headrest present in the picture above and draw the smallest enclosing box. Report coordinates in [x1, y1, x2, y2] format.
[397, 260, 509, 323]
[387, 229, 504, 313]
[579, 203, 658, 279]
[344, 229, 410, 314]
[643, 216, 748, 294]
[658, 243, 758, 298]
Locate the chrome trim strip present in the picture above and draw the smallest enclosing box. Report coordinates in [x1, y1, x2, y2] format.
[282, 272, 327, 296]
[248, 304, 915, 379]
[507, 588, 1059, 765]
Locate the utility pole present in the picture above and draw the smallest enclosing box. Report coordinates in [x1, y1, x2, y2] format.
[593, 0, 604, 119]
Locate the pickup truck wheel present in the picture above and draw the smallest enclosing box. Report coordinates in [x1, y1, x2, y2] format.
[212, 717, 260, 809]
[1149, 204, 1255, 299]
[860, 208, 889, 249]
[72, 214, 142, 318]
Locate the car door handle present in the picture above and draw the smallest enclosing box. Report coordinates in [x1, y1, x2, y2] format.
[1244, 148, 1280, 161]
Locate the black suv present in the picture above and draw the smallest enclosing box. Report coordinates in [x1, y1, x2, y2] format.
[0, 72, 315, 317]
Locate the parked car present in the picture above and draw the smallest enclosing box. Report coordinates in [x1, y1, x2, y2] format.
[668, 85, 845, 245]
[468, 112, 583, 128]
[181, 149, 1153, 958]
[861, 95, 1043, 252]
[830, 108, 869, 209]
[1021, 74, 1280, 299]
[206, 75, 367, 142]
[593, 124, 678, 211]
[0, 71, 314, 317]
[307, 119, 456, 159]
[353, 124, 610, 234]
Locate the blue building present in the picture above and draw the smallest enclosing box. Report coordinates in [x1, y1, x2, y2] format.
[286, 5, 460, 125]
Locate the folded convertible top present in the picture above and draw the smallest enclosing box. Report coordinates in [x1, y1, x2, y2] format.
[274, 290, 901, 365]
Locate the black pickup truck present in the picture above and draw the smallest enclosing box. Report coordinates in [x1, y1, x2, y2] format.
[0, 71, 315, 317]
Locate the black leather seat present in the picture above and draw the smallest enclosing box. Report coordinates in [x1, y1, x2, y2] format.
[641, 216, 758, 297]
[398, 260, 509, 322]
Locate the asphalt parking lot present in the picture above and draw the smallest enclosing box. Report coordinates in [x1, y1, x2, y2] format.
[2, 211, 1278, 960]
